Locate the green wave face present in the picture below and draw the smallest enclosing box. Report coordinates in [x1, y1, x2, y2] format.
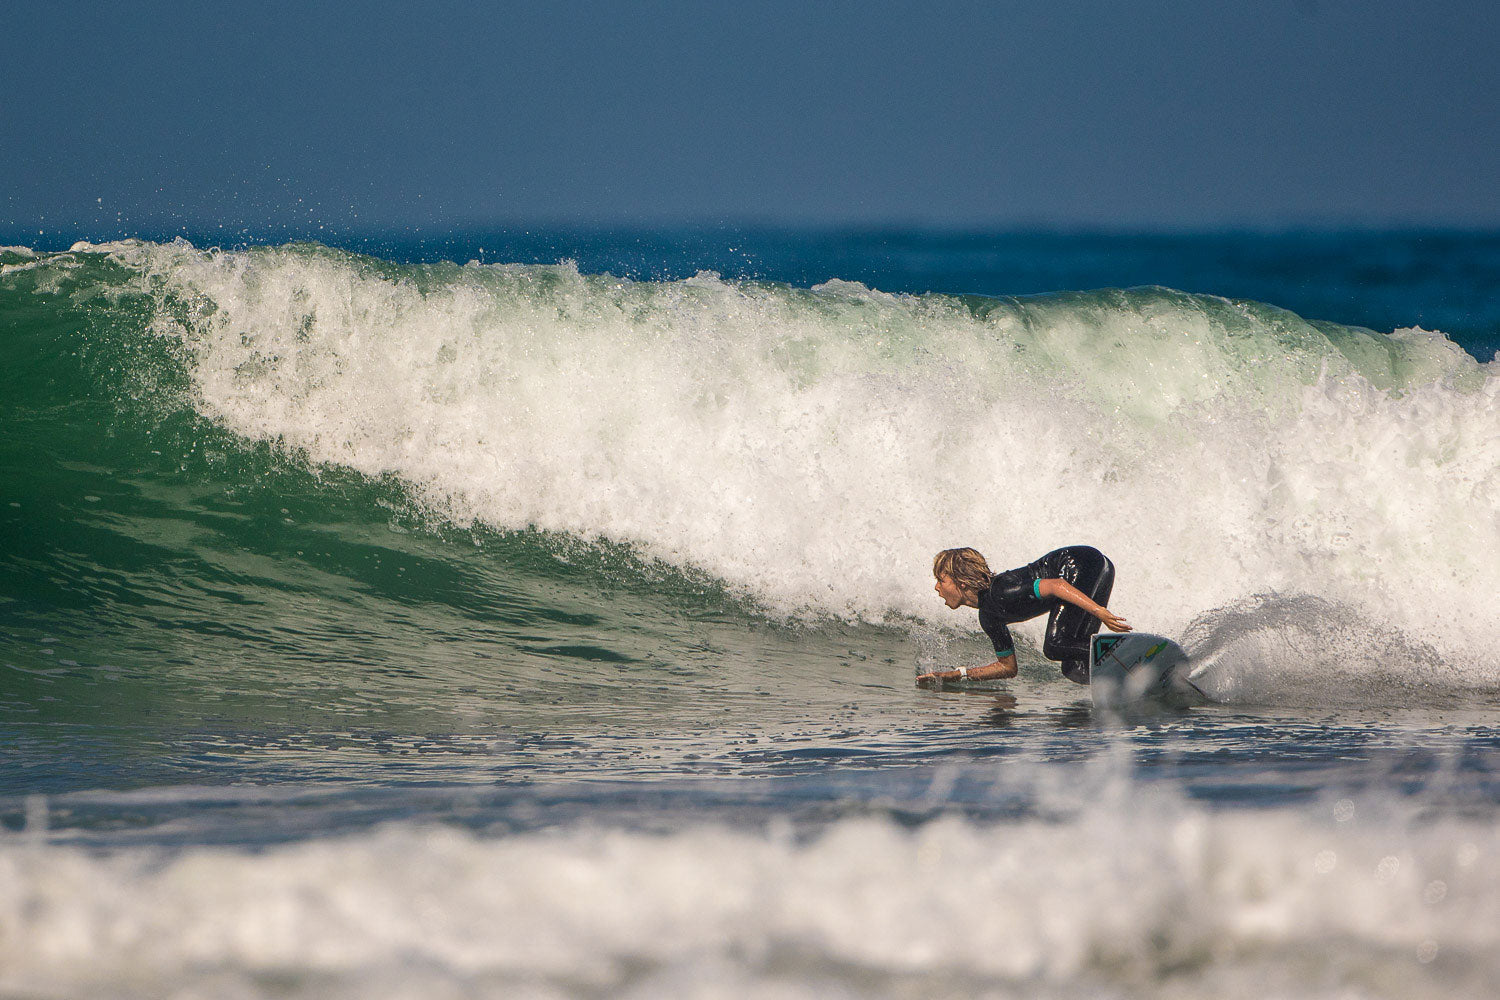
[0, 246, 794, 738]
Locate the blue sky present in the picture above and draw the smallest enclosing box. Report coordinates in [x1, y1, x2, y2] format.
[4, 0, 1498, 234]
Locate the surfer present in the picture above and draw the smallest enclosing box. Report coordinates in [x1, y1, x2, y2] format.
[918, 546, 1130, 687]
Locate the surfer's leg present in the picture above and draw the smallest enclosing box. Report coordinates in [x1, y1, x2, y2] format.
[1043, 546, 1115, 683]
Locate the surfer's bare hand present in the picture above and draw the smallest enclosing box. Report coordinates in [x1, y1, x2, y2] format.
[1098, 610, 1131, 632]
[915, 672, 942, 688]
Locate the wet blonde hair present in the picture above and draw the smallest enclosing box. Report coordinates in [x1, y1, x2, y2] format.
[932, 547, 992, 594]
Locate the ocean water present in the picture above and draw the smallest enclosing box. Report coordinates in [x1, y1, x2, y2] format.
[2, 229, 1499, 999]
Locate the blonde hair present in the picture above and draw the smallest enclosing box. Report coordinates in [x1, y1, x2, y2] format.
[932, 547, 992, 594]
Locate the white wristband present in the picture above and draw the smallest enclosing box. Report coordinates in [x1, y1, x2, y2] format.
[957, 666, 969, 680]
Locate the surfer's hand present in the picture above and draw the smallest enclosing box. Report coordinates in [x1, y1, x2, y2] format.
[1098, 609, 1132, 632]
[917, 669, 963, 687]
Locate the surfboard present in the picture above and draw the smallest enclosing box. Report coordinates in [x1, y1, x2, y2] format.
[1088, 632, 1205, 709]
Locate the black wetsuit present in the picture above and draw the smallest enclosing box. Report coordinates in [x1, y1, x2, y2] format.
[977, 545, 1115, 685]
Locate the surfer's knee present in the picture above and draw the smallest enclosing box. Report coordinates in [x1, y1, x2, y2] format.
[1060, 659, 1089, 684]
[1043, 635, 1081, 662]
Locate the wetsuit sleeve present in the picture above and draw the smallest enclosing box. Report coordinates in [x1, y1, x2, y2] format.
[989, 625, 1015, 658]
[977, 612, 1015, 659]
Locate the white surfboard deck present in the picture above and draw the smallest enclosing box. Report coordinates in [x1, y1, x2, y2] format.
[1089, 632, 1206, 709]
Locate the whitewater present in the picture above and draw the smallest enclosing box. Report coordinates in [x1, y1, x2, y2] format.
[3, 232, 1499, 999]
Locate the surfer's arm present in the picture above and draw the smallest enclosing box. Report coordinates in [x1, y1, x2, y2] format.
[1036, 578, 1132, 632]
[916, 653, 1017, 686]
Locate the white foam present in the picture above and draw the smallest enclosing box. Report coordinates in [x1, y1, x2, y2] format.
[2, 783, 1495, 999]
[90, 241, 1500, 688]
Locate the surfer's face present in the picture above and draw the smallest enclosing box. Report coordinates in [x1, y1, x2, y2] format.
[934, 574, 968, 609]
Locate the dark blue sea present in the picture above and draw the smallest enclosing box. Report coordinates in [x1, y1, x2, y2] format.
[3, 227, 1499, 998]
